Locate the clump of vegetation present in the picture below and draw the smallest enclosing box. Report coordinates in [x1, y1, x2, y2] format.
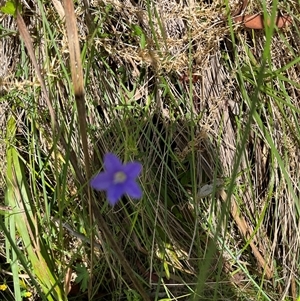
[0, 0, 299, 300]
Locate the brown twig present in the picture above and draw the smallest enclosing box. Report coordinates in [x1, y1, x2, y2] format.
[231, 0, 249, 17]
[219, 190, 273, 279]
[228, 0, 292, 29]
[234, 14, 292, 29]
[61, 1, 94, 297]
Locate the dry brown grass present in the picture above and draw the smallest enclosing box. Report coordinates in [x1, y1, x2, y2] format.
[0, 0, 299, 300]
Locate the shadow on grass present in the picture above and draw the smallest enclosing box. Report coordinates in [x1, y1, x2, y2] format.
[88, 110, 246, 301]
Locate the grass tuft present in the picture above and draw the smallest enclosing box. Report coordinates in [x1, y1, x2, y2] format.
[0, 0, 299, 300]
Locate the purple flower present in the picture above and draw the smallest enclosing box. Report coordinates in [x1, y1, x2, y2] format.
[90, 153, 143, 206]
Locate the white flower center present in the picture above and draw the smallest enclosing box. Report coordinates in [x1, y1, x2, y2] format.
[114, 171, 127, 183]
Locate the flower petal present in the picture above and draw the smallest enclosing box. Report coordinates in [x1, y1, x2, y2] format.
[123, 162, 142, 179]
[104, 153, 123, 172]
[106, 183, 126, 205]
[124, 181, 142, 199]
[90, 172, 113, 190]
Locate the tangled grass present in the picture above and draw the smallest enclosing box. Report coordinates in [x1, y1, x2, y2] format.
[0, 0, 299, 300]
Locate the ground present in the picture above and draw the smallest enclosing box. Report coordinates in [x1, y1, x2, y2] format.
[0, 0, 299, 300]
